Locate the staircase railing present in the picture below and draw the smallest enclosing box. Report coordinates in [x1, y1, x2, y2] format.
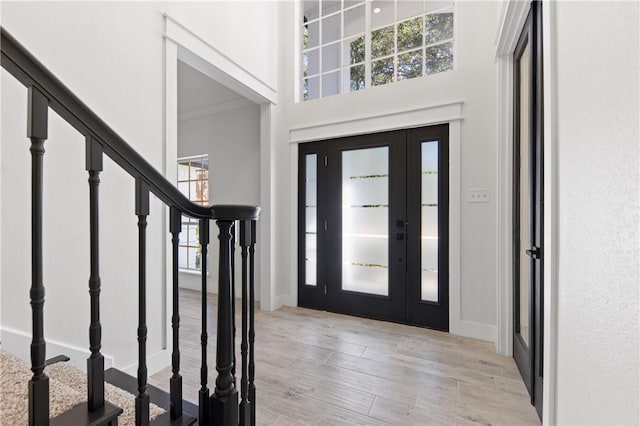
[1, 27, 259, 426]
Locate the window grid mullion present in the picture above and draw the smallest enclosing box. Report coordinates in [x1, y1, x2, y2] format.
[340, 0, 344, 94]
[394, 0, 398, 82]
[364, 0, 371, 89]
[425, 38, 454, 49]
[319, 9, 323, 96]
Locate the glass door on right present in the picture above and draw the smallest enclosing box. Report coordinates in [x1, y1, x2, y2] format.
[513, 1, 543, 420]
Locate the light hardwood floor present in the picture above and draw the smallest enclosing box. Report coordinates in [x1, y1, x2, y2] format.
[149, 290, 540, 425]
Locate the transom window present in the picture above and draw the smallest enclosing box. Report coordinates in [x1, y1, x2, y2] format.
[177, 155, 209, 270]
[302, 0, 454, 101]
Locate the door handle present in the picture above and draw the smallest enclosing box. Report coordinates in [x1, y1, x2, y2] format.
[396, 233, 405, 241]
[526, 247, 540, 259]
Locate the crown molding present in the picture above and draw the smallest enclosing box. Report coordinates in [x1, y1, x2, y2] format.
[495, 0, 530, 58]
[178, 98, 255, 122]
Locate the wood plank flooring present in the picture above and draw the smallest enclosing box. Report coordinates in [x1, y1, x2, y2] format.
[149, 289, 539, 425]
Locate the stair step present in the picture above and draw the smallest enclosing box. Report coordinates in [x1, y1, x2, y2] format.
[50, 401, 123, 426]
[105, 368, 197, 426]
[152, 411, 200, 425]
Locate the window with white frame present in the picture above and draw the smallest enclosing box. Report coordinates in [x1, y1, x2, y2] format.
[302, 0, 454, 101]
[177, 155, 209, 270]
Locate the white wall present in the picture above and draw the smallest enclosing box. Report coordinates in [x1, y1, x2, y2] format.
[272, 1, 501, 340]
[554, 2, 639, 423]
[164, 1, 278, 92]
[0, 1, 277, 372]
[177, 105, 261, 298]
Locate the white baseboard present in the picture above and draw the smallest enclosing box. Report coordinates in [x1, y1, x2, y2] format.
[179, 271, 216, 294]
[121, 348, 171, 377]
[272, 294, 295, 311]
[178, 281, 215, 293]
[450, 320, 497, 343]
[1, 326, 114, 372]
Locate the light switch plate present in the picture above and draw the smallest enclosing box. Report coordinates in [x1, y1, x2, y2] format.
[468, 189, 490, 203]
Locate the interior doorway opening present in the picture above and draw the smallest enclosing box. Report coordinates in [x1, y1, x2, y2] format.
[175, 60, 261, 298]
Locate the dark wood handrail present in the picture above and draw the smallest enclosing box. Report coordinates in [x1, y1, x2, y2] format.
[1, 27, 259, 221]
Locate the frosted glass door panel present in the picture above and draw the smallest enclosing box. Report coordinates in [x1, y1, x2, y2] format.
[421, 141, 439, 302]
[518, 43, 531, 346]
[305, 154, 318, 286]
[342, 147, 389, 296]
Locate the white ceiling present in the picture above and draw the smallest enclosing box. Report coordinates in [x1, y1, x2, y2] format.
[177, 60, 249, 117]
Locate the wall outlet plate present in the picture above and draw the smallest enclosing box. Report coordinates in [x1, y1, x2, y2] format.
[468, 188, 490, 203]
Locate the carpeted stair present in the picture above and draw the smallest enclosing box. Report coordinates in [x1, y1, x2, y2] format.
[0, 348, 165, 425]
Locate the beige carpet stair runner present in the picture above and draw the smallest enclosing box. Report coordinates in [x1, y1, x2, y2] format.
[0, 348, 164, 425]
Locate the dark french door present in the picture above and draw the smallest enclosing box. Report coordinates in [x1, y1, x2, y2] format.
[513, 0, 543, 420]
[298, 125, 448, 331]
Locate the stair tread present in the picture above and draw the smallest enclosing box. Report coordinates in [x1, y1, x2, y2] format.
[50, 401, 123, 426]
[105, 368, 198, 425]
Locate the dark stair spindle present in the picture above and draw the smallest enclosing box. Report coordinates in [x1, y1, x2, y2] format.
[249, 220, 257, 426]
[135, 178, 150, 426]
[86, 136, 105, 412]
[169, 207, 183, 420]
[210, 219, 239, 425]
[198, 219, 210, 425]
[231, 223, 237, 386]
[239, 221, 251, 426]
[28, 86, 50, 426]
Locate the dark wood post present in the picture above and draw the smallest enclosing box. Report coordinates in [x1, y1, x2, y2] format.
[249, 220, 257, 426]
[28, 86, 49, 426]
[86, 136, 105, 412]
[135, 178, 150, 426]
[169, 207, 183, 419]
[210, 219, 239, 425]
[198, 219, 210, 425]
[239, 221, 251, 426]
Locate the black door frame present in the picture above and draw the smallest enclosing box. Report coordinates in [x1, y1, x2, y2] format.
[513, 0, 543, 419]
[298, 125, 449, 330]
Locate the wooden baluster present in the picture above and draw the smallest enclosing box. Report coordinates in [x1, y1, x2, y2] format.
[210, 219, 239, 425]
[28, 86, 49, 426]
[239, 220, 251, 425]
[198, 219, 210, 424]
[169, 207, 183, 419]
[86, 136, 105, 412]
[135, 178, 150, 426]
[248, 220, 257, 426]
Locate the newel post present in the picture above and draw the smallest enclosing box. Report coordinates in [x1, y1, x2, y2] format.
[210, 219, 239, 425]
